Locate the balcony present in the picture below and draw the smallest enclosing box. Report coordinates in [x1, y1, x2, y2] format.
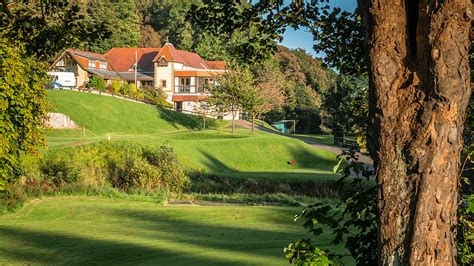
[175, 85, 194, 93]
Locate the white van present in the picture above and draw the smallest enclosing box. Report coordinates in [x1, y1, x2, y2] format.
[47, 72, 76, 89]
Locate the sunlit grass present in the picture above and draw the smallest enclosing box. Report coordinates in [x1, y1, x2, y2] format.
[0, 197, 352, 265]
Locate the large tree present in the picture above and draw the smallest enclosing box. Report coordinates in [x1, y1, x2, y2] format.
[190, 0, 472, 263]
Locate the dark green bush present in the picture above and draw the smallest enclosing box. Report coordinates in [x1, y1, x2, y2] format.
[113, 156, 161, 192]
[143, 146, 188, 192]
[87, 76, 107, 91]
[40, 151, 81, 186]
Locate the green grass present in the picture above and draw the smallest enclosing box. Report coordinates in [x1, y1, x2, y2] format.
[255, 119, 280, 133]
[45, 91, 339, 181]
[0, 197, 352, 265]
[295, 134, 356, 146]
[47, 90, 223, 135]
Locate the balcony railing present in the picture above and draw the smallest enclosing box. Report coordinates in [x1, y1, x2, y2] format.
[175, 85, 194, 93]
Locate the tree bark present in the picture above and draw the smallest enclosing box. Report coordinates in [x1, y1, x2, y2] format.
[251, 115, 255, 134]
[231, 111, 235, 134]
[366, 0, 472, 264]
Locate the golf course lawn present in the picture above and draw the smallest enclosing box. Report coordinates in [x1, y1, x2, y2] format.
[0, 197, 351, 265]
[45, 90, 339, 182]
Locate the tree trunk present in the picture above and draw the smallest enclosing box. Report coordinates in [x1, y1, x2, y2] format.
[231, 111, 235, 134]
[251, 115, 255, 134]
[366, 0, 471, 264]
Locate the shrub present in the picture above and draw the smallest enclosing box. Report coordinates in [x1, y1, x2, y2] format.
[109, 80, 122, 94]
[0, 183, 28, 213]
[40, 150, 81, 186]
[38, 142, 187, 193]
[120, 82, 131, 95]
[143, 146, 188, 192]
[87, 76, 107, 91]
[143, 85, 168, 106]
[129, 83, 138, 98]
[113, 156, 161, 192]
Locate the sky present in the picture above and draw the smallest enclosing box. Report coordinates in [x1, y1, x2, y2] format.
[279, 0, 357, 58]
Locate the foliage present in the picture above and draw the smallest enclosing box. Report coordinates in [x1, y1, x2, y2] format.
[321, 74, 368, 137]
[120, 82, 131, 95]
[458, 143, 474, 265]
[263, 47, 336, 134]
[207, 67, 254, 133]
[108, 80, 123, 94]
[284, 239, 333, 265]
[81, 0, 141, 53]
[39, 142, 188, 194]
[87, 76, 107, 91]
[143, 146, 188, 193]
[129, 83, 138, 98]
[0, 1, 110, 61]
[142, 86, 168, 106]
[0, 40, 48, 192]
[286, 150, 377, 265]
[458, 194, 474, 265]
[310, 6, 368, 75]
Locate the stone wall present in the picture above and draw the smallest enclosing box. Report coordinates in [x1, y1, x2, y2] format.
[45, 113, 80, 129]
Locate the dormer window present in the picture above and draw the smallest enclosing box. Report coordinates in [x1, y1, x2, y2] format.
[157, 56, 168, 67]
[100, 62, 107, 69]
[88, 60, 95, 68]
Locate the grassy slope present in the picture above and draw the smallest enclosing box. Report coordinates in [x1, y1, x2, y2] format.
[46, 91, 338, 180]
[0, 197, 351, 265]
[47, 90, 218, 135]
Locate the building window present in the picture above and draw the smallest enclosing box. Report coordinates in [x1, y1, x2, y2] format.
[100, 62, 107, 69]
[88, 60, 95, 68]
[198, 78, 214, 93]
[179, 78, 191, 93]
[161, 79, 167, 88]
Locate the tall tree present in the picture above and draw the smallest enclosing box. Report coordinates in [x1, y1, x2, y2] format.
[82, 0, 141, 53]
[0, 40, 48, 191]
[207, 67, 253, 134]
[1, 0, 109, 61]
[190, 0, 472, 263]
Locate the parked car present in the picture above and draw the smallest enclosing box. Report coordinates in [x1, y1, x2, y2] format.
[47, 72, 76, 89]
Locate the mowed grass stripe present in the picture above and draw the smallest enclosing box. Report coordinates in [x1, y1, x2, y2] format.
[0, 197, 353, 265]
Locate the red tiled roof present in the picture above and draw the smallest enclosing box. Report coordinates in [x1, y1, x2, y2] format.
[205, 61, 226, 70]
[153, 43, 224, 70]
[105, 48, 161, 72]
[172, 95, 207, 102]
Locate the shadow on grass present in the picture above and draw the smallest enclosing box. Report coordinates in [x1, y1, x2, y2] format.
[0, 206, 310, 265]
[155, 107, 221, 130]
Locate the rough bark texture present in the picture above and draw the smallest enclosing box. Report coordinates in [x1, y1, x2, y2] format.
[366, 0, 472, 264]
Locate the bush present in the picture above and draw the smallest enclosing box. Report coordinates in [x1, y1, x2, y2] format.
[0, 183, 28, 213]
[113, 156, 161, 192]
[143, 85, 168, 106]
[129, 83, 138, 98]
[120, 82, 131, 95]
[37, 142, 187, 193]
[109, 80, 122, 94]
[40, 153, 81, 186]
[143, 146, 188, 192]
[88, 76, 107, 91]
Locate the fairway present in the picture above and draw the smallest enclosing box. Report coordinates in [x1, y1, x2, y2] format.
[0, 197, 350, 265]
[45, 90, 339, 181]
